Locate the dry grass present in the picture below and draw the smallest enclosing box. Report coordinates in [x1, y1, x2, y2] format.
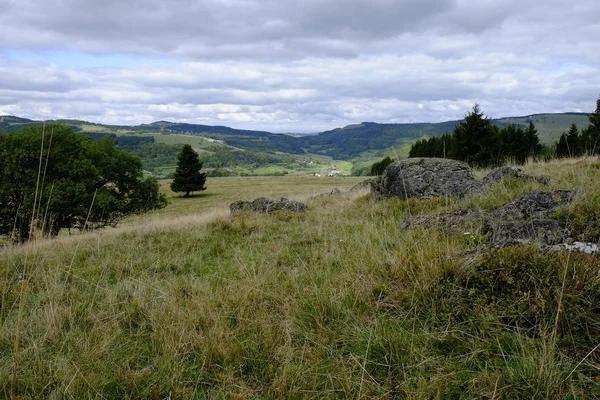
[1, 160, 600, 398]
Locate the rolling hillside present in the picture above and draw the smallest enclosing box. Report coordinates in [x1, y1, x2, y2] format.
[496, 113, 591, 145]
[0, 113, 592, 176]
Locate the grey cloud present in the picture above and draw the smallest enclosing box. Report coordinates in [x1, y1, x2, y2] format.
[1, 48, 598, 132]
[1, 0, 599, 131]
[0, 0, 564, 59]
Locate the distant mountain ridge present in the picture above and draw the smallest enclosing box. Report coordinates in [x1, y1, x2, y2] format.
[0, 113, 592, 159]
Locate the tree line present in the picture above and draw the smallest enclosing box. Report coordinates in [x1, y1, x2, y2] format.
[407, 98, 600, 168]
[555, 99, 600, 157]
[408, 105, 543, 167]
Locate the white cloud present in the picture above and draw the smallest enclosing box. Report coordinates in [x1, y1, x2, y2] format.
[0, 0, 599, 131]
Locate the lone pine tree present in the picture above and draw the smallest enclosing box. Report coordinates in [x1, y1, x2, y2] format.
[170, 144, 207, 197]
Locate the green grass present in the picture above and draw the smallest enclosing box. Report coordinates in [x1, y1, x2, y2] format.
[156, 176, 365, 217]
[1, 160, 600, 398]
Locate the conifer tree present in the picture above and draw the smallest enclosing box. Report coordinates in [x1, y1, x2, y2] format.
[566, 123, 581, 157]
[170, 144, 207, 197]
[584, 97, 600, 154]
[524, 121, 543, 159]
[556, 133, 569, 158]
[451, 104, 500, 167]
[370, 156, 394, 175]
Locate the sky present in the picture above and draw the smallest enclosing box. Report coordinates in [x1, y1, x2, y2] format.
[0, 0, 599, 133]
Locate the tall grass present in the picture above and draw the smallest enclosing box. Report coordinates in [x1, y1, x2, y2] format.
[1, 160, 600, 398]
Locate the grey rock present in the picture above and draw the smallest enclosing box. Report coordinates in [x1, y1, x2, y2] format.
[370, 158, 482, 200]
[484, 219, 566, 247]
[491, 190, 575, 220]
[548, 242, 599, 254]
[312, 187, 343, 200]
[483, 166, 551, 186]
[566, 242, 598, 254]
[230, 197, 307, 214]
[349, 179, 372, 192]
[401, 208, 490, 232]
[401, 190, 576, 250]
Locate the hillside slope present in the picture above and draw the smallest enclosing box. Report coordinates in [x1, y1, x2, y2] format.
[1, 159, 600, 398]
[497, 113, 590, 145]
[0, 113, 591, 159]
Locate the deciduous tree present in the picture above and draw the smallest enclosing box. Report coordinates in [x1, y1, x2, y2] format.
[0, 125, 167, 242]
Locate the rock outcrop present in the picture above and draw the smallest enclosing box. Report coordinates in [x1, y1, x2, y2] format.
[230, 198, 307, 214]
[401, 190, 576, 248]
[490, 190, 574, 220]
[349, 179, 372, 192]
[371, 159, 554, 202]
[482, 166, 551, 186]
[484, 219, 565, 246]
[401, 208, 489, 232]
[370, 158, 482, 200]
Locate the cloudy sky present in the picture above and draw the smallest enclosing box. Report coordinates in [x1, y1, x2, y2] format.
[0, 0, 598, 132]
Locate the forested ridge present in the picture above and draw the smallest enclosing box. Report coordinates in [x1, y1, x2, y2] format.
[1, 108, 594, 176]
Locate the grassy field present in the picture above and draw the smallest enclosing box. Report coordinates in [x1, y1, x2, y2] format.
[155, 176, 366, 218]
[2, 161, 600, 398]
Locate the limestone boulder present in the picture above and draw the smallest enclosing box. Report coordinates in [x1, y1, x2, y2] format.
[370, 158, 482, 200]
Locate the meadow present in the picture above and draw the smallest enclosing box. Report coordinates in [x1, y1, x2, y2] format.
[1, 160, 600, 398]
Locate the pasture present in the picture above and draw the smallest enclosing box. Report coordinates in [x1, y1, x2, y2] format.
[1, 162, 600, 398]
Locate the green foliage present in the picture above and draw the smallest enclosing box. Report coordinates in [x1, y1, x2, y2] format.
[302, 121, 461, 159]
[82, 131, 155, 150]
[131, 142, 183, 170]
[580, 99, 600, 155]
[199, 146, 291, 169]
[369, 156, 394, 176]
[409, 133, 453, 158]
[452, 104, 501, 167]
[0, 125, 167, 242]
[555, 98, 600, 158]
[409, 106, 544, 167]
[556, 123, 582, 158]
[170, 144, 207, 197]
[524, 121, 544, 159]
[566, 123, 582, 157]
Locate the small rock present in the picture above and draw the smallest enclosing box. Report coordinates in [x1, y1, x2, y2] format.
[12, 273, 23, 284]
[548, 241, 600, 255]
[349, 179, 372, 192]
[230, 197, 307, 214]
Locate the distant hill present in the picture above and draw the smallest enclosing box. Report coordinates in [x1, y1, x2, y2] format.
[0, 115, 35, 133]
[298, 120, 462, 159]
[0, 113, 592, 159]
[136, 121, 304, 154]
[495, 113, 591, 145]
